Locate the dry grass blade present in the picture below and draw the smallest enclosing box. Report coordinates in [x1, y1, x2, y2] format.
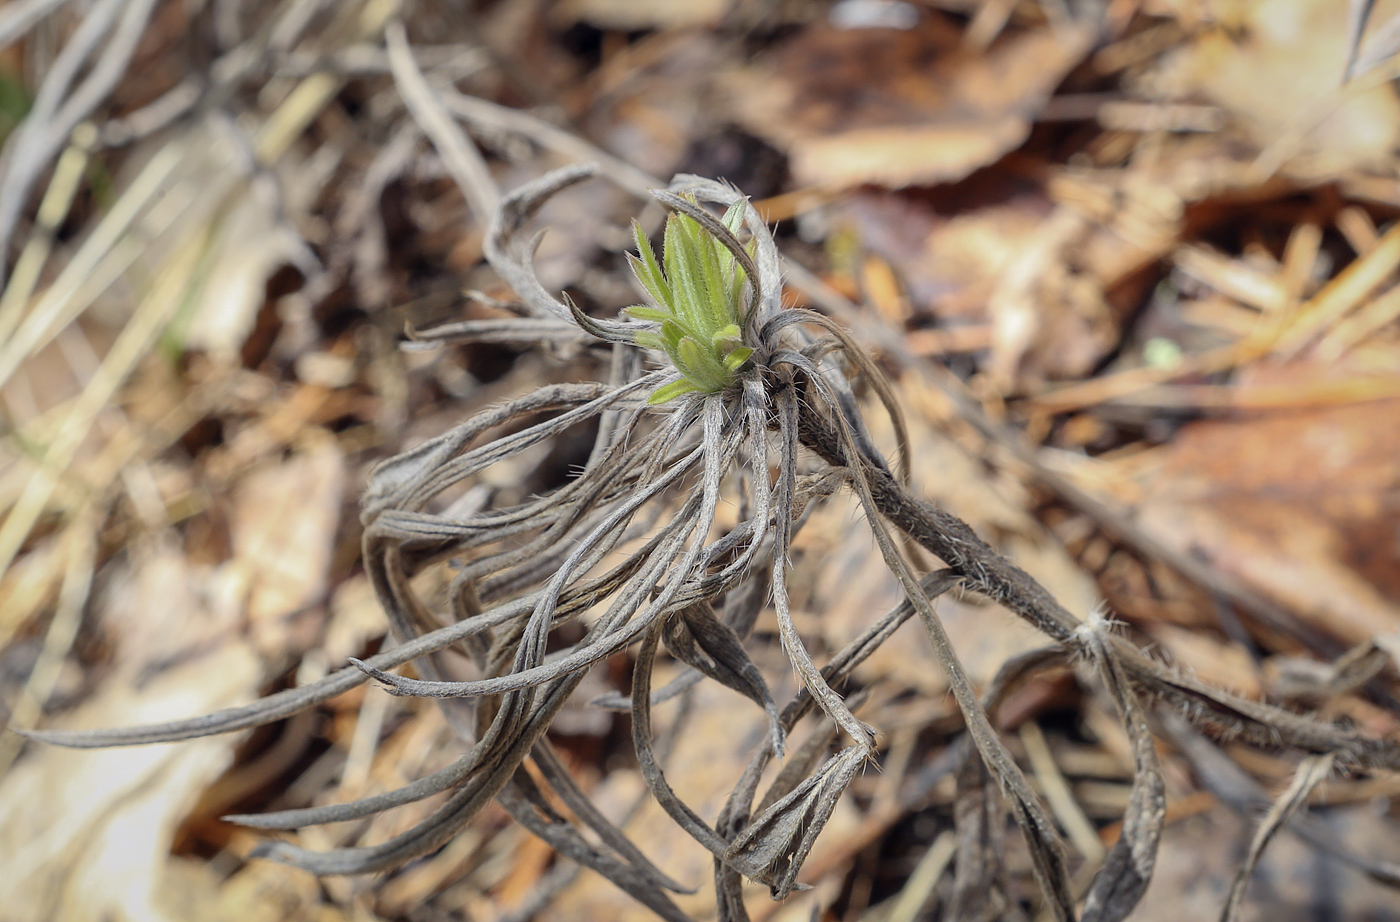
[0, 0, 160, 279]
[384, 19, 499, 222]
[1220, 753, 1337, 922]
[882, 829, 958, 922]
[1163, 713, 1400, 889]
[0, 0, 73, 51]
[0, 121, 93, 347]
[1346, 0, 1379, 80]
[0, 138, 184, 392]
[0, 513, 96, 775]
[1022, 720, 1104, 864]
[1343, 0, 1400, 82]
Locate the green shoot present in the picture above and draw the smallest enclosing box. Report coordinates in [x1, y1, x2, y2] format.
[626, 198, 756, 403]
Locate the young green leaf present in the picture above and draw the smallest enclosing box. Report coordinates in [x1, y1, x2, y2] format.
[626, 195, 756, 403]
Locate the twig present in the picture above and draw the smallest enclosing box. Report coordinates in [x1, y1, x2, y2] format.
[385, 19, 499, 223]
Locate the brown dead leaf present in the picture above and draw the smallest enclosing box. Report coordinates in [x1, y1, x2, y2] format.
[1126, 364, 1400, 646]
[727, 20, 1093, 189]
[832, 187, 1125, 390]
[183, 188, 308, 363]
[322, 574, 389, 667]
[585, 32, 732, 182]
[1151, 0, 1400, 176]
[1047, 169, 1187, 290]
[228, 431, 346, 654]
[156, 857, 337, 922]
[0, 539, 261, 922]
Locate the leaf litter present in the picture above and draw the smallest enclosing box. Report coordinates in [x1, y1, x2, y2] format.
[2, 2, 1400, 922]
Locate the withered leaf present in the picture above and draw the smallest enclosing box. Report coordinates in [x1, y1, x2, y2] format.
[723, 745, 865, 900]
[727, 21, 1093, 189]
[1221, 753, 1336, 922]
[1081, 622, 1166, 922]
[661, 600, 784, 754]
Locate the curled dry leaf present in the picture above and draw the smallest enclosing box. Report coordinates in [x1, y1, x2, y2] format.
[723, 745, 866, 900]
[1078, 613, 1166, 922]
[1219, 752, 1336, 922]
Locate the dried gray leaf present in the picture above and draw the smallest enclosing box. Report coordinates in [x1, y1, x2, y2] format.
[1220, 753, 1336, 922]
[661, 600, 783, 755]
[724, 745, 866, 900]
[1079, 616, 1165, 922]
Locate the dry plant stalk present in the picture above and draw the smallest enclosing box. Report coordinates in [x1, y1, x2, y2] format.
[22, 165, 1400, 922]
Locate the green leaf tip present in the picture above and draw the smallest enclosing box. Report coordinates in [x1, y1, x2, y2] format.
[626, 195, 758, 403]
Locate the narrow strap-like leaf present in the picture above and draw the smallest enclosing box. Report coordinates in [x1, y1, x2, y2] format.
[662, 601, 784, 755]
[1080, 615, 1166, 922]
[1220, 753, 1336, 922]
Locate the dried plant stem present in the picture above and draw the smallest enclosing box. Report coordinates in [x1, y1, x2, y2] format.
[384, 19, 499, 222]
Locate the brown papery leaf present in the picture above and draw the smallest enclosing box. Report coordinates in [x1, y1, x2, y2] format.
[726, 20, 1093, 189]
[1163, 0, 1400, 175]
[230, 434, 346, 654]
[1126, 377, 1400, 648]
